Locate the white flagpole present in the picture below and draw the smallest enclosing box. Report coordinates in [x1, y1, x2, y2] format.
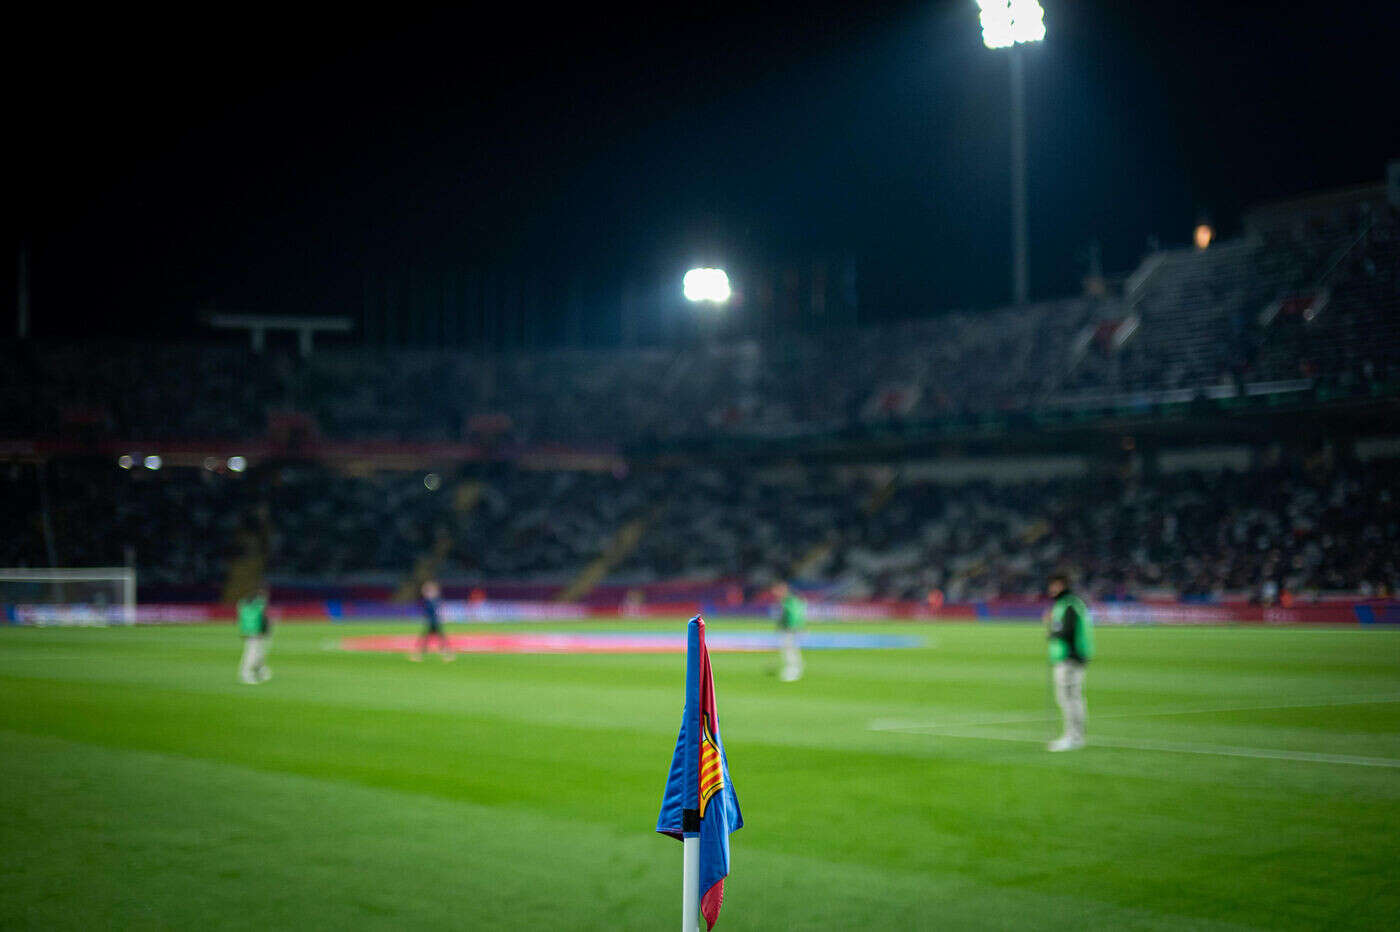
[682, 835, 700, 932]
[682, 615, 702, 932]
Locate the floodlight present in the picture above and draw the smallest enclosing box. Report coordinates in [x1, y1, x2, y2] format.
[143, 455, 162, 470]
[227, 456, 248, 473]
[977, 0, 1044, 49]
[977, 0, 1013, 48]
[683, 268, 731, 304]
[1010, 0, 1046, 44]
[424, 472, 442, 491]
[118, 454, 135, 470]
[1194, 224, 1214, 250]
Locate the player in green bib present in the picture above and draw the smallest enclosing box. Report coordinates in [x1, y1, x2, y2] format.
[236, 587, 272, 685]
[772, 582, 806, 682]
[1045, 573, 1093, 751]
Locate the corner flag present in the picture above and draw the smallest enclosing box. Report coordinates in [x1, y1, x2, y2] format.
[657, 615, 742, 930]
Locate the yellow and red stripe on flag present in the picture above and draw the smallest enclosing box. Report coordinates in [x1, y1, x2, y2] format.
[699, 713, 724, 818]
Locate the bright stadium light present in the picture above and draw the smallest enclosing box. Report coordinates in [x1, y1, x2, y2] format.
[1010, 0, 1046, 44]
[227, 456, 247, 473]
[143, 455, 162, 471]
[683, 268, 731, 304]
[976, 0, 1045, 306]
[978, 0, 1014, 48]
[117, 454, 135, 470]
[977, 0, 1045, 48]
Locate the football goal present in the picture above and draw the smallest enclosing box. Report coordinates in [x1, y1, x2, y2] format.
[0, 567, 137, 625]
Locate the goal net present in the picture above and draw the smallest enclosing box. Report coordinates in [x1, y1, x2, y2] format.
[0, 568, 137, 626]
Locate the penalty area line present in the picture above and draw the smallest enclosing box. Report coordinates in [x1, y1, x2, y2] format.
[868, 695, 1400, 733]
[923, 729, 1400, 769]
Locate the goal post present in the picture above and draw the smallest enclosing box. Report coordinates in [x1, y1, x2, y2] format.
[0, 567, 137, 626]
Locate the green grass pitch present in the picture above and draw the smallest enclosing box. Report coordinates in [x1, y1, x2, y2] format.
[1, 620, 1398, 930]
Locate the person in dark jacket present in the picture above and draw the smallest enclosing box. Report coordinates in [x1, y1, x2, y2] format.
[411, 579, 455, 662]
[1045, 573, 1094, 751]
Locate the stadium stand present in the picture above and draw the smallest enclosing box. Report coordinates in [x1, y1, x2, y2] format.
[3, 449, 1396, 601]
[2, 184, 1396, 604]
[4, 194, 1393, 446]
[1055, 190, 1397, 401]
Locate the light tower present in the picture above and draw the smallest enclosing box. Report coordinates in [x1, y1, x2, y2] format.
[977, 0, 1045, 306]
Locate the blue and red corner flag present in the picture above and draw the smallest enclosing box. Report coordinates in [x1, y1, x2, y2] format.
[657, 615, 743, 929]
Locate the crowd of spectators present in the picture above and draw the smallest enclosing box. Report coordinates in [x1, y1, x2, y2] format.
[1253, 209, 1400, 389]
[4, 450, 1396, 601]
[818, 459, 1399, 602]
[0, 343, 280, 440]
[2, 191, 1395, 604]
[3, 199, 1394, 446]
[1057, 201, 1398, 400]
[0, 299, 1098, 447]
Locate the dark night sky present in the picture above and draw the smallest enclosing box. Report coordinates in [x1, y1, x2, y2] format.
[8, 1, 1399, 344]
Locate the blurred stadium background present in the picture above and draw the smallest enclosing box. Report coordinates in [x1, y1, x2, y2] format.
[5, 177, 1398, 621]
[3, 2, 1399, 929]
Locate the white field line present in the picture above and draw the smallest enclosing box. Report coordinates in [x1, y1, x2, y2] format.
[921, 729, 1400, 769]
[868, 695, 1400, 733]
